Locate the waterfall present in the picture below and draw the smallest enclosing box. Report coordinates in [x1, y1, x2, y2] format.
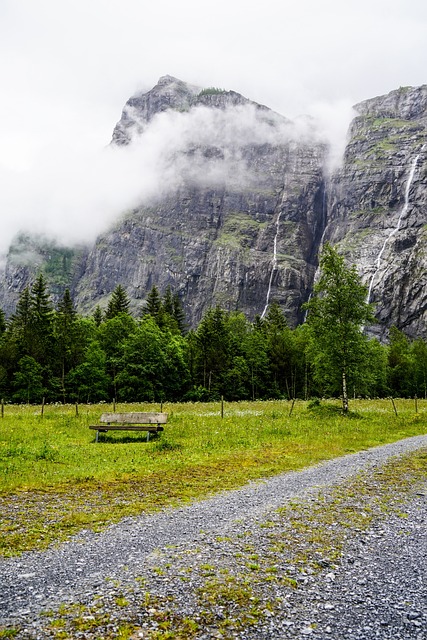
[318, 185, 328, 249]
[304, 183, 327, 323]
[367, 155, 419, 304]
[303, 292, 312, 323]
[260, 210, 283, 319]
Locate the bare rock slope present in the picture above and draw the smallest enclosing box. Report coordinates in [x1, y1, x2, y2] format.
[1, 79, 426, 336]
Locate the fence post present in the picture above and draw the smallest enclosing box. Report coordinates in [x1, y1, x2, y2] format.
[390, 397, 398, 416]
[75, 402, 79, 417]
[415, 394, 418, 414]
[41, 397, 45, 416]
[1, 398, 4, 418]
[221, 396, 224, 419]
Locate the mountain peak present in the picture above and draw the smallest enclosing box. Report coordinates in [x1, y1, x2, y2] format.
[111, 76, 281, 146]
[111, 75, 201, 145]
[354, 84, 427, 121]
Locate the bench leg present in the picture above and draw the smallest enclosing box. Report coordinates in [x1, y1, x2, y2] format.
[146, 431, 150, 442]
[96, 430, 99, 443]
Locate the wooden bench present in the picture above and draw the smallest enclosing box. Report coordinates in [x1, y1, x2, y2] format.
[89, 412, 167, 442]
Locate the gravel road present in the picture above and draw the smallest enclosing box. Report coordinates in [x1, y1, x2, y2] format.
[0, 435, 426, 639]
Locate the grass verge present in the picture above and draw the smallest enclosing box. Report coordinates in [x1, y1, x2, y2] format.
[0, 398, 426, 556]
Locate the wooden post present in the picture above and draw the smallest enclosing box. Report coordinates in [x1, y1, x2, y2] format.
[289, 398, 296, 417]
[41, 397, 45, 416]
[1, 399, 4, 418]
[221, 396, 224, 419]
[415, 394, 418, 414]
[75, 402, 79, 417]
[113, 398, 116, 412]
[304, 363, 308, 401]
[390, 397, 398, 416]
[160, 401, 163, 412]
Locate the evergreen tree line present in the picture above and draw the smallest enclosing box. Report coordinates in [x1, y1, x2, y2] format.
[0, 259, 426, 404]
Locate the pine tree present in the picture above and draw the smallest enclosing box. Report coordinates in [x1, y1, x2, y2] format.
[142, 285, 162, 321]
[264, 301, 287, 332]
[55, 288, 78, 402]
[172, 293, 187, 335]
[30, 274, 54, 323]
[57, 288, 76, 320]
[29, 274, 55, 365]
[242, 324, 269, 400]
[160, 287, 187, 334]
[11, 287, 31, 330]
[92, 305, 103, 327]
[263, 301, 295, 398]
[162, 286, 174, 317]
[194, 306, 230, 395]
[105, 284, 131, 319]
[9, 287, 32, 355]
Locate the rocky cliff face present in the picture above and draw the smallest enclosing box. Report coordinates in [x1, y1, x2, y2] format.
[1, 78, 426, 337]
[325, 85, 427, 339]
[75, 76, 328, 327]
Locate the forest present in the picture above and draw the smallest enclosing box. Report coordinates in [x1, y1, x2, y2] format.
[0, 246, 426, 405]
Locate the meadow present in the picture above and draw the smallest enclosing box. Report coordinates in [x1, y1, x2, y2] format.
[0, 398, 426, 556]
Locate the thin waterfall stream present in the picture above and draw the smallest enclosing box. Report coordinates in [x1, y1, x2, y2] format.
[367, 155, 419, 303]
[303, 184, 328, 322]
[260, 209, 283, 319]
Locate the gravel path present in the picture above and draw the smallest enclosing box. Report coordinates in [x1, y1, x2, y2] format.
[0, 434, 426, 638]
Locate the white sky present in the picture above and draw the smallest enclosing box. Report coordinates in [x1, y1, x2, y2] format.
[0, 0, 426, 252]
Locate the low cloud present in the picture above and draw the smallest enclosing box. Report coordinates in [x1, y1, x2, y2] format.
[308, 100, 356, 171]
[0, 101, 354, 257]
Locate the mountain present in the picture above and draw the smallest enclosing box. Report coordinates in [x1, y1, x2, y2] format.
[324, 85, 427, 339]
[0, 77, 426, 339]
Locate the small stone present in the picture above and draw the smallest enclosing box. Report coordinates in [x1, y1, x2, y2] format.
[407, 611, 422, 620]
[318, 559, 332, 568]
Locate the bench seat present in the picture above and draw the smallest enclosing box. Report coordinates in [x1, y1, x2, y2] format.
[89, 412, 167, 442]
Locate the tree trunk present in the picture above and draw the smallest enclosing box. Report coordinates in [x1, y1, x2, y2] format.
[342, 369, 349, 413]
[304, 361, 308, 401]
[62, 360, 66, 405]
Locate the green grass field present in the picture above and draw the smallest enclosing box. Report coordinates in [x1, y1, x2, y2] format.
[0, 398, 426, 556]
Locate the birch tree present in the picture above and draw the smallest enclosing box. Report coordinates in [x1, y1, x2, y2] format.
[304, 244, 375, 412]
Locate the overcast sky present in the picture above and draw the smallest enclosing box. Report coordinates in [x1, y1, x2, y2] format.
[0, 0, 426, 252]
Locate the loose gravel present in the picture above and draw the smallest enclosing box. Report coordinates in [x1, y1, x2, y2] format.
[0, 434, 426, 639]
